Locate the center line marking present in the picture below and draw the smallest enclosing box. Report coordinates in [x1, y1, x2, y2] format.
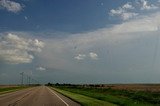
[47, 87, 69, 106]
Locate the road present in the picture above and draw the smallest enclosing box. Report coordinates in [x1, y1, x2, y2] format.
[0, 86, 80, 106]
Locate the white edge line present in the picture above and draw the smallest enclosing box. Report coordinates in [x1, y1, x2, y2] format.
[47, 87, 69, 106]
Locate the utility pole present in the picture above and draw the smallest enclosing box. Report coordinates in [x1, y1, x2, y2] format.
[26, 75, 29, 85]
[29, 77, 30, 85]
[19, 72, 40, 86]
[20, 72, 24, 85]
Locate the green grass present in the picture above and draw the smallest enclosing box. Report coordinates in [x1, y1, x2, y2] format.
[0, 86, 29, 94]
[52, 87, 117, 106]
[52, 86, 158, 106]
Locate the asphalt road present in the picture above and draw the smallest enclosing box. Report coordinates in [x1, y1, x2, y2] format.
[0, 86, 80, 106]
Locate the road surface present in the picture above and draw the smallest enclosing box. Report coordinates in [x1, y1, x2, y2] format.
[0, 86, 80, 106]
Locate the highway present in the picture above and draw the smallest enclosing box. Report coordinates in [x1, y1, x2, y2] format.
[0, 86, 80, 106]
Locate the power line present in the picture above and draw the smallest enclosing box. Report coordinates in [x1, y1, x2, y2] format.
[20, 72, 40, 86]
[20, 72, 24, 85]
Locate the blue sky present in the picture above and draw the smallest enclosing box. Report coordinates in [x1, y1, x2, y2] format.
[1, 0, 160, 84]
[0, 0, 128, 32]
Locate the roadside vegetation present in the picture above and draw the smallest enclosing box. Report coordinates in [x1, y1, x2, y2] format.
[47, 83, 160, 106]
[53, 87, 117, 106]
[0, 86, 26, 94]
[0, 84, 40, 94]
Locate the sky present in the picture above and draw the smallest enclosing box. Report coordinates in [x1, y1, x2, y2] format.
[1, 0, 160, 84]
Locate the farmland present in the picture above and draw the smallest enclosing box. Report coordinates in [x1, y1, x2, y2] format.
[49, 84, 160, 106]
[0, 85, 39, 94]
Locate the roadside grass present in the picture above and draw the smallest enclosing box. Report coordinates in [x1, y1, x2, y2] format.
[99, 88, 160, 104]
[53, 86, 158, 106]
[0, 86, 29, 94]
[52, 87, 117, 106]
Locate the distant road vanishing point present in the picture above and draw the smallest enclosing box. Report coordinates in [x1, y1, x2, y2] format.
[0, 86, 80, 106]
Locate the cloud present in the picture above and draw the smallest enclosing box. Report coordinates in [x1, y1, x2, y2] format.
[121, 12, 138, 21]
[110, 14, 159, 34]
[0, 73, 8, 77]
[0, 0, 23, 13]
[110, 2, 138, 20]
[0, 33, 44, 64]
[34, 10, 160, 72]
[138, 0, 158, 10]
[74, 53, 98, 60]
[1, 1, 160, 83]
[109, 0, 159, 20]
[74, 54, 86, 60]
[24, 16, 28, 20]
[89, 52, 98, 60]
[36, 67, 46, 71]
[122, 3, 135, 9]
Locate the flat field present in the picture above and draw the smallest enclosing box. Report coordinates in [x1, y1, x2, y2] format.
[102, 84, 160, 92]
[51, 84, 160, 106]
[0, 85, 30, 94]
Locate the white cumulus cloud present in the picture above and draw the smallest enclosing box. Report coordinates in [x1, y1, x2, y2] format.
[110, 2, 138, 21]
[36, 67, 46, 71]
[122, 3, 134, 9]
[74, 54, 86, 60]
[138, 0, 158, 10]
[0, 33, 44, 64]
[0, 0, 23, 13]
[74, 53, 98, 60]
[109, 0, 159, 21]
[89, 52, 98, 60]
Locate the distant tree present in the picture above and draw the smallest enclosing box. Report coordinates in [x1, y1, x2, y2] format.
[46, 82, 52, 86]
[55, 83, 60, 86]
